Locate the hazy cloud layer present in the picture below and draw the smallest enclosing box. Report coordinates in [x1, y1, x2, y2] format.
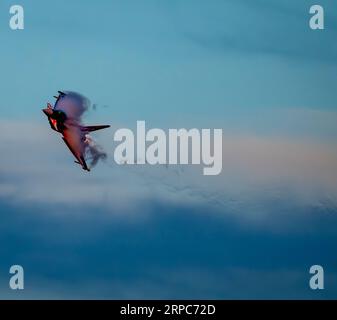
[1, 113, 337, 230]
[1, 111, 337, 299]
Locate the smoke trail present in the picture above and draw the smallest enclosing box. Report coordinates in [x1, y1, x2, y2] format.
[90, 103, 111, 112]
[85, 135, 107, 168]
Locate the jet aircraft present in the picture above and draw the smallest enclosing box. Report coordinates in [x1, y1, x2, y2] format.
[42, 91, 110, 171]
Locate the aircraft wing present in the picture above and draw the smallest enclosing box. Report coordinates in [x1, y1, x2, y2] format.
[80, 125, 110, 133]
[62, 124, 90, 171]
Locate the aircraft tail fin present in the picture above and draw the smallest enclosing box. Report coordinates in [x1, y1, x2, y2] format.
[81, 125, 110, 133]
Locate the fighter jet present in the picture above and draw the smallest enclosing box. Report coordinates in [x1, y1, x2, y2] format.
[42, 91, 110, 172]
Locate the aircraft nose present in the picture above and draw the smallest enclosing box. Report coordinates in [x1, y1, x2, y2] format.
[42, 108, 52, 116]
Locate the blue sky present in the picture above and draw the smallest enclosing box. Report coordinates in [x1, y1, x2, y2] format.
[1, 0, 337, 299]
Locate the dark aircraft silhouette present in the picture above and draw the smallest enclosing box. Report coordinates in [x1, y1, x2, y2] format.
[42, 91, 110, 172]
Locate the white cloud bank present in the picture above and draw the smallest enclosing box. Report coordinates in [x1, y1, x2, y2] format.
[1, 116, 337, 225]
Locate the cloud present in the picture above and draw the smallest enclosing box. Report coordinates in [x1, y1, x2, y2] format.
[1, 199, 337, 299]
[1, 111, 337, 229]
